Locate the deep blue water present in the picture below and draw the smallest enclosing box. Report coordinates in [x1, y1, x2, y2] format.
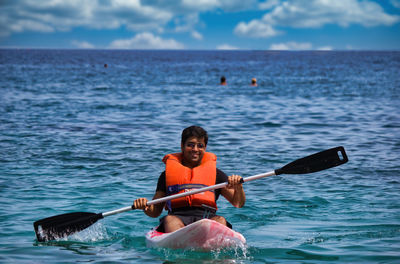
[0, 49, 399, 263]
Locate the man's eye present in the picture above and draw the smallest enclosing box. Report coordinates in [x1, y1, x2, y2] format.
[186, 143, 204, 149]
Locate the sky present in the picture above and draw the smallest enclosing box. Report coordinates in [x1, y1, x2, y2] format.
[0, 0, 399, 50]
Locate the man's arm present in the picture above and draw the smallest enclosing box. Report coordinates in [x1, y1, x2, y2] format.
[220, 175, 245, 208]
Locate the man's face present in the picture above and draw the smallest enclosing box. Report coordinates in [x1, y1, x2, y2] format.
[181, 136, 206, 168]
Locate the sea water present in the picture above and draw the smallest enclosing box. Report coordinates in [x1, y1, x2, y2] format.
[0, 50, 399, 263]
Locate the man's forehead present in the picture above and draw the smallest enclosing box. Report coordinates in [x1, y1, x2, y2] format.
[186, 136, 205, 143]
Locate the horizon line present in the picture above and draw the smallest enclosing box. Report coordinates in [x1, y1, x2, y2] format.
[1, 47, 400, 52]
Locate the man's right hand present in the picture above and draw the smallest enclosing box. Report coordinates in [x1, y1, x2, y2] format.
[132, 191, 166, 218]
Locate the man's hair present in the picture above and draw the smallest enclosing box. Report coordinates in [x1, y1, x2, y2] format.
[181, 126, 208, 146]
[221, 76, 226, 83]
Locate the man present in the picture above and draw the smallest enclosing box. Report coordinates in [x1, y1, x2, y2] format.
[133, 126, 245, 233]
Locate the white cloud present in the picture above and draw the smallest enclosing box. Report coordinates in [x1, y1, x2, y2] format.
[108, 32, 184, 49]
[317, 46, 333, 51]
[71, 40, 95, 49]
[173, 13, 205, 40]
[216, 44, 239, 50]
[191, 31, 203, 40]
[174, 14, 200, 32]
[181, 0, 220, 10]
[0, 0, 172, 36]
[235, 0, 400, 38]
[269, 42, 312, 50]
[391, 0, 400, 8]
[217, 0, 258, 11]
[0, 0, 258, 38]
[10, 19, 55, 34]
[235, 20, 281, 38]
[259, 0, 280, 10]
[269, 42, 335, 50]
[181, 0, 257, 12]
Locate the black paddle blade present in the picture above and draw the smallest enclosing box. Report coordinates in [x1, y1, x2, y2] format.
[33, 212, 103, 242]
[275, 146, 348, 175]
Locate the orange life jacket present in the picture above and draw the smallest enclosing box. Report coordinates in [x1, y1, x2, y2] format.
[163, 152, 218, 211]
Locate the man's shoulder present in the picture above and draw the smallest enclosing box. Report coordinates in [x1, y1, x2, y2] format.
[156, 171, 167, 192]
[216, 168, 228, 183]
[217, 168, 227, 174]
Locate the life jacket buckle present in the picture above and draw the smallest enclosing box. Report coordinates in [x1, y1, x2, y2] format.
[201, 204, 217, 219]
[167, 184, 180, 194]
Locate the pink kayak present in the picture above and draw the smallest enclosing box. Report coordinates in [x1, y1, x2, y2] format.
[145, 218, 246, 250]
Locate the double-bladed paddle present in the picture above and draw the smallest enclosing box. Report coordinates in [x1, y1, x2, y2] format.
[34, 146, 348, 242]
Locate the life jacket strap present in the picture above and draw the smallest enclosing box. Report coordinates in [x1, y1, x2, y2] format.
[166, 183, 214, 195]
[165, 184, 215, 212]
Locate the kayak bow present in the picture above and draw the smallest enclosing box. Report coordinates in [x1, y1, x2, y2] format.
[146, 219, 246, 250]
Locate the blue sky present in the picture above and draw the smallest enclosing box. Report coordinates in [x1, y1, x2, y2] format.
[1, 0, 399, 50]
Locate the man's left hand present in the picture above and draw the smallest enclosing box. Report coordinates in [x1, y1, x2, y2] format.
[227, 174, 243, 190]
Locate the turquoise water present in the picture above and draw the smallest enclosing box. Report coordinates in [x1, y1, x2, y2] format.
[1, 50, 400, 263]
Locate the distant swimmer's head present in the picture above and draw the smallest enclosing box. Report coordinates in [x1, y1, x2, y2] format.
[220, 76, 227, 85]
[251, 78, 257, 86]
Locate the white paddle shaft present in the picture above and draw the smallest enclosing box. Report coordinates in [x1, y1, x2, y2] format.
[102, 170, 276, 218]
